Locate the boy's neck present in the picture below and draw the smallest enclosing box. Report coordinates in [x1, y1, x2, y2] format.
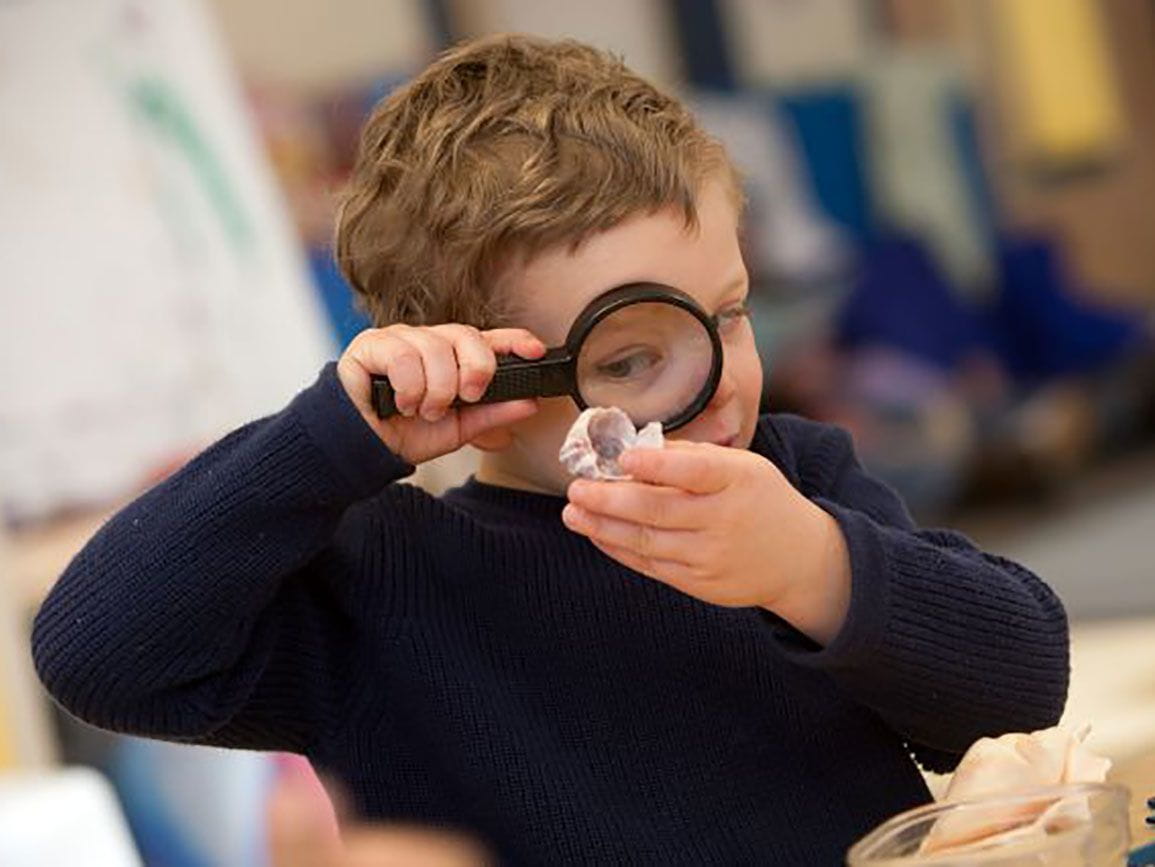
[474, 452, 564, 497]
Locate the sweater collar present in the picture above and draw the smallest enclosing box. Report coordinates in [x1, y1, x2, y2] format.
[445, 418, 778, 521]
[443, 476, 568, 522]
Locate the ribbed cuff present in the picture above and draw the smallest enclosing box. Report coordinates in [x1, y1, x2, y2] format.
[767, 497, 1067, 741]
[289, 363, 415, 501]
[762, 498, 889, 671]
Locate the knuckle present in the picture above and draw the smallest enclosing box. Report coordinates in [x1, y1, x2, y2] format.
[641, 494, 665, 527]
[425, 384, 457, 404]
[348, 328, 385, 357]
[477, 346, 498, 369]
[424, 331, 453, 353]
[687, 562, 711, 582]
[582, 512, 601, 536]
[463, 355, 495, 380]
[435, 323, 469, 343]
[390, 345, 422, 369]
[458, 324, 483, 340]
[635, 524, 657, 558]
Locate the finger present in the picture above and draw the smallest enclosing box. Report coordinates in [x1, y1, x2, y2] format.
[562, 504, 696, 563]
[429, 324, 496, 403]
[588, 537, 691, 587]
[456, 398, 539, 443]
[351, 331, 426, 418]
[480, 328, 547, 359]
[342, 826, 490, 867]
[394, 328, 460, 422]
[617, 442, 733, 494]
[265, 774, 342, 867]
[565, 479, 702, 530]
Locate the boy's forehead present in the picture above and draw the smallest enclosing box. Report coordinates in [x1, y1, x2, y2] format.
[501, 181, 743, 342]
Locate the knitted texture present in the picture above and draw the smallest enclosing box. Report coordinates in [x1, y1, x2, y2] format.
[33, 364, 1068, 865]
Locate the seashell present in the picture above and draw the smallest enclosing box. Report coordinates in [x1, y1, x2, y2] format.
[919, 724, 1112, 855]
[558, 407, 664, 480]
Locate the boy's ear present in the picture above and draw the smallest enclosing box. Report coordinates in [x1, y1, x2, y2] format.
[468, 428, 515, 452]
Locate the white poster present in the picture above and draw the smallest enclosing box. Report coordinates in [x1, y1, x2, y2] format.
[0, 0, 334, 523]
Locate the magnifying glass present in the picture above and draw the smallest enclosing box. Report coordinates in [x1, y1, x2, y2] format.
[371, 282, 724, 431]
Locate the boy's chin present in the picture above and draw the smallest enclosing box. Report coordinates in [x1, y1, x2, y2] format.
[476, 451, 569, 496]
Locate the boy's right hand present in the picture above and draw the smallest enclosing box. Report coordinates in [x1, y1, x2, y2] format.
[336, 324, 546, 465]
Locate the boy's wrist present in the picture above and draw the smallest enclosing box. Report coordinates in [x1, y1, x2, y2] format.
[292, 363, 417, 500]
[761, 498, 852, 647]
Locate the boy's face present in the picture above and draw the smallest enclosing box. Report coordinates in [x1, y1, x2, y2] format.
[479, 174, 762, 495]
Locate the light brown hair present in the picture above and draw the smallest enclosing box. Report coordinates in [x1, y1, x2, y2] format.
[335, 33, 738, 328]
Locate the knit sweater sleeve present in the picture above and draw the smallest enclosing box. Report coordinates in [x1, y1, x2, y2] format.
[761, 416, 1069, 773]
[31, 363, 414, 753]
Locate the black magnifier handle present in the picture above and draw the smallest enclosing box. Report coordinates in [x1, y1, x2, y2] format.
[371, 348, 573, 419]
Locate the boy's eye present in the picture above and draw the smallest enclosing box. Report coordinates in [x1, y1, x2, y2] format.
[714, 303, 751, 335]
[594, 347, 662, 381]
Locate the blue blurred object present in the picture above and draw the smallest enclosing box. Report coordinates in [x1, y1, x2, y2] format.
[776, 89, 875, 241]
[949, 94, 999, 252]
[690, 89, 851, 287]
[986, 235, 1148, 383]
[421, 0, 455, 49]
[110, 737, 272, 867]
[668, 0, 738, 91]
[308, 245, 371, 350]
[836, 234, 983, 372]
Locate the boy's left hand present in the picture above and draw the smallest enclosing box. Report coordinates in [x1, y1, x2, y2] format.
[563, 441, 851, 643]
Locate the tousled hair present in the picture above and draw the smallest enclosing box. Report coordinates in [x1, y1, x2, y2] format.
[336, 33, 737, 328]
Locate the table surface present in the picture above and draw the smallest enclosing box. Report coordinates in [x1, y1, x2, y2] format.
[1114, 750, 1155, 850]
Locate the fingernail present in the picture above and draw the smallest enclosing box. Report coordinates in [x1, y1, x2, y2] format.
[562, 505, 583, 527]
[462, 384, 483, 403]
[421, 407, 444, 423]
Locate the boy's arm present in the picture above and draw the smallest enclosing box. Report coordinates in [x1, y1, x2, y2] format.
[765, 417, 1069, 773]
[31, 363, 414, 752]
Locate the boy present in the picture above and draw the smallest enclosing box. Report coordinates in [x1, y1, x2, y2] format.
[33, 35, 1068, 865]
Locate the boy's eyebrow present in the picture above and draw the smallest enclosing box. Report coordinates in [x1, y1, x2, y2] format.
[716, 273, 749, 301]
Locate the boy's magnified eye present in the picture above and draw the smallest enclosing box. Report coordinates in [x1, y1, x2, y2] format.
[594, 346, 663, 381]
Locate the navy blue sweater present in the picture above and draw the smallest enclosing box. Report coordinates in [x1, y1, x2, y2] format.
[32, 364, 1068, 865]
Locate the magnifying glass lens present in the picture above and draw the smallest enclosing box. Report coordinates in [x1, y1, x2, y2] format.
[575, 301, 715, 427]
[369, 279, 723, 427]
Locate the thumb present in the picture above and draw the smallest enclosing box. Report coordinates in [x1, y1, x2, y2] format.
[457, 399, 539, 444]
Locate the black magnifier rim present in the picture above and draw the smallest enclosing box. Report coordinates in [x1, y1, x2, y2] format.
[566, 281, 724, 431]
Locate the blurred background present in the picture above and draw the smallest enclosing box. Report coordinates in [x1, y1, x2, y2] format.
[1, 0, 1153, 863]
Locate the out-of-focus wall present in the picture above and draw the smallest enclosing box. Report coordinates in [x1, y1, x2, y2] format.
[995, 0, 1155, 304]
[887, 0, 1155, 304]
[205, 0, 432, 88]
[449, 0, 678, 87]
